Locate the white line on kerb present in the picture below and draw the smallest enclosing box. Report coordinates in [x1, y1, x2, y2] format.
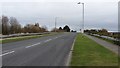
[66, 36, 76, 66]
[25, 42, 41, 48]
[0, 51, 15, 57]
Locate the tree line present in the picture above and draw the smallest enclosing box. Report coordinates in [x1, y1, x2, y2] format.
[1, 16, 48, 35]
[84, 29, 119, 39]
[84, 29, 109, 36]
[51, 25, 71, 32]
[1, 15, 72, 35]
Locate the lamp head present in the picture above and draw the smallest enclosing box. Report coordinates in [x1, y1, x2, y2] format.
[78, 2, 84, 4]
[77, 2, 81, 4]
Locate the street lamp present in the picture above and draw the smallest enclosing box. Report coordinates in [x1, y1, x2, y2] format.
[77, 2, 84, 33]
[55, 17, 57, 32]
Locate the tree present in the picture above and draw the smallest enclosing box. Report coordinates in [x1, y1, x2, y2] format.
[51, 28, 59, 32]
[31, 25, 40, 33]
[23, 24, 33, 33]
[98, 29, 109, 36]
[59, 27, 62, 30]
[9, 17, 21, 34]
[35, 23, 39, 27]
[63, 25, 70, 32]
[41, 26, 48, 32]
[90, 29, 98, 34]
[71, 30, 73, 32]
[2, 16, 10, 35]
[23, 23, 48, 33]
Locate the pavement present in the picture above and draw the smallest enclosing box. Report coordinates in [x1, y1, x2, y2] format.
[1, 32, 76, 66]
[84, 34, 119, 55]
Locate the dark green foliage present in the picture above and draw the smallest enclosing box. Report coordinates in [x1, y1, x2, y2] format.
[59, 27, 62, 30]
[63, 25, 70, 32]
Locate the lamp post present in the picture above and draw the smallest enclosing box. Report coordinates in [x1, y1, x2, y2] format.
[55, 17, 57, 32]
[77, 2, 84, 33]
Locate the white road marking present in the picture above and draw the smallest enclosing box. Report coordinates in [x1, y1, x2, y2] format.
[25, 42, 41, 48]
[44, 39, 52, 42]
[54, 37, 58, 39]
[54, 36, 62, 39]
[26, 38, 54, 48]
[0, 51, 15, 56]
[3, 50, 10, 53]
[65, 36, 76, 66]
[1, 36, 63, 56]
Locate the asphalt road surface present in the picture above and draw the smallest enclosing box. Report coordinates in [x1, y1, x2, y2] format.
[2, 32, 76, 66]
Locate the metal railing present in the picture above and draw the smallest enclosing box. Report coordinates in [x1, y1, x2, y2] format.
[92, 34, 120, 41]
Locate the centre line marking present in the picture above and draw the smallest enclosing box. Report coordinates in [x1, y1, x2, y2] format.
[0, 51, 15, 56]
[26, 38, 53, 48]
[44, 39, 52, 42]
[54, 37, 58, 39]
[25, 42, 41, 48]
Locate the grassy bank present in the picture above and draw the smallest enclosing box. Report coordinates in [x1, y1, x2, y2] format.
[71, 33, 118, 66]
[1, 33, 59, 44]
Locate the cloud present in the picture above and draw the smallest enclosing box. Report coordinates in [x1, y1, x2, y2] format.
[0, 0, 119, 2]
[1, 1, 118, 31]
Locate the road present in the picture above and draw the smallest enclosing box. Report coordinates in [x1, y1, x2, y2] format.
[2, 32, 76, 66]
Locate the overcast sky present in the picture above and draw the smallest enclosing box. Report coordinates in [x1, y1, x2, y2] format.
[0, 0, 119, 31]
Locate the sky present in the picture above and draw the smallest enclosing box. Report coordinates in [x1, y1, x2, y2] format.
[0, 0, 119, 31]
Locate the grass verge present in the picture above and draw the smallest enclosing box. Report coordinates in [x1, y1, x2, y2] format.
[71, 33, 118, 66]
[1, 33, 59, 44]
[91, 34, 120, 45]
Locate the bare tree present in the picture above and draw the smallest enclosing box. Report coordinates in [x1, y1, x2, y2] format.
[2, 15, 10, 35]
[9, 17, 21, 34]
[51, 27, 64, 32]
[2, 15, 49, 34]
[41, 25, 48, 32]
[23, 24, 32, 33]
[23, 24, 40, 33]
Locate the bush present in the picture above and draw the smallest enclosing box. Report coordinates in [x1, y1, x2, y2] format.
[114, 40, 120, 46]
